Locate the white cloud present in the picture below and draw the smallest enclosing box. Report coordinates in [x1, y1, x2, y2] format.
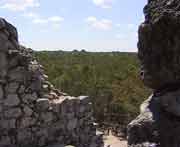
[23, 12, 39, 19]
[86, 16, 112, 31]
[93, 0, 114, 8]
[32, 18, 48, 24]
[23, 12, 64, 25]
[32, 16, 64, 24]
[86, 16, 97, 22]
[1, 0, 40, 11]
[48, 16, 64, 23]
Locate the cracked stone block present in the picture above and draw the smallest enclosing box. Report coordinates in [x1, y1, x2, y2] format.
[0, 119, 16, 129]
[0, 19, 6, 29]
[23, 105, 33, 116]
[67, 118, 77, 131]
[20, 117, 36, 128]
[0, 136, 11, 146]
[0, 53, 7, 79]
[0, 85, 4, 100]
[8, 67, 26, 82]
[4, 94, 20, 106]
[17, 129, 33, 145]
[41, 112, 54, 123]
[36, 98, 50, 111]
[4, 108, 22, 118]
[23, 93, 38, 104]
[6, 82, 19, 94]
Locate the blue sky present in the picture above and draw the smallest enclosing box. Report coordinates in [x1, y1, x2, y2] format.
[0, 0, 146, 52]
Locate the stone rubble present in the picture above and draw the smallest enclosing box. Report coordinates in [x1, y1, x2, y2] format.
[0, 18, 103, 147]
[127, 0, 180, 147]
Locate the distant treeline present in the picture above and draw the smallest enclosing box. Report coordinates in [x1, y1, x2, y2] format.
[35, 50, 151, 126]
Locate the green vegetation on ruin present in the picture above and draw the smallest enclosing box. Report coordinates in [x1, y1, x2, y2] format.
[35, 50, 151, 126]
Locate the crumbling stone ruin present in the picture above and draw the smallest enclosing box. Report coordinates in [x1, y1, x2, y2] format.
[0, 18, 103, 147]
[127, 0, 180, 147]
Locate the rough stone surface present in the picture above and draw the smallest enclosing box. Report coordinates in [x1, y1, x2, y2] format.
[0, 18, 103, 147]
[127, 0, 180, 147]
[4, 94, 20, 106]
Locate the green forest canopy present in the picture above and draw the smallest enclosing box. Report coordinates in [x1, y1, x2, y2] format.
[35, 50, 151, 126]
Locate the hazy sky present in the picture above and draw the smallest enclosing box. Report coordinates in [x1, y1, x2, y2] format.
[0, 0, 147, 52]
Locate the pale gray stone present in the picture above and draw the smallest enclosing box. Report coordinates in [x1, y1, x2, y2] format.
[0, 105, 2, 112]
[0, 34, 9, 52]
[36, 98, 50, 111]
[0, 53, 7, 79]
[4, 108, 22, 118]
[41, 112, 53, 123]
[8, 67, 25, 82]
[18, 84, 25, 94]
[79, 96, 90, 105]
[66, 112, 75, 120]
[0, 119, 16, 129]
[0, 31, 8, 41]
[20, 117, 36, 128]
[23, 93, 38, 103]
[51, 102, 60, 113]
[0, 136, 11, 146]
[36, 129, 48, 146]
[17, 129, 32, 144]
[67, 118, 77, 131]
[6, 22, 18, 41]
[23, 105, 33, 116]
[3, 29, 10, 37]
[8, 54, 20, 69]
[0, 85, 4, 99]
[4, 94, 20, 106]
[0, 18, 6, 29]
[79, 105, 86, 113]
[6, 82, 19, 93]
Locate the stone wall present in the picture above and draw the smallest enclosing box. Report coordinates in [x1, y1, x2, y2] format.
[0, 18, 103, 147]
[127, 0, 180, 147]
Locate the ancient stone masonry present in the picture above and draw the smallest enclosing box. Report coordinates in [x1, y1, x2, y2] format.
[127, 0, 180, 147]
[0, 18, 103, 147]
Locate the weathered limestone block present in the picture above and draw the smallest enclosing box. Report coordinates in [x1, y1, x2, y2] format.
[0, 18, 6, 29]
[67, 118, 78, 131]
[40, 112, 54, 123]
[0, 52, 8, 81]
[4, 94, 20, 106]
[0, 136, 11, 146]
[17, 129, 33, 146]
[23, 105, 33, 116]
[22, 93, 38, 104]
[5, 82, 19, 94]
[36, 98, 50, 111]
[4, 108, 22, 118]
[0, 85, 4, 99]
[19, 117, 36, 128]
[0, 119, 16, 129]
[8, 67, 26, 82]
[0, 32, 9, 51]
